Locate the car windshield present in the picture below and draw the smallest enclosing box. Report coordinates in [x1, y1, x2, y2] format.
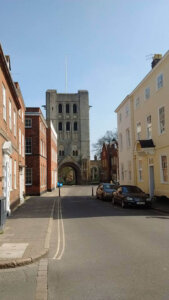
[103, 184, 114, 189]
[122, 186, 143, 194]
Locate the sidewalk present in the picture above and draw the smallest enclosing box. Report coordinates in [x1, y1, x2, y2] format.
[152, 196, 169, 214]
[0, 192, 57, 269]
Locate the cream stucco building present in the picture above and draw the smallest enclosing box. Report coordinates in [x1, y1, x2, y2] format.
[115, 52, 169, 198]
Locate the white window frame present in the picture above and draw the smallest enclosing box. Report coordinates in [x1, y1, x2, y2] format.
[147, 115, 152, 139]
[160, 155, 168, 183]
[157, 73, 163, 90]
[25, 137, 32, 154]
[135, 97, 140, 109]
[10, 158, 12, 191]
[13, 110, 16, 137]
[121, 163, 124, 181]
[128, 161, 132, 181]
[145, 87, 150, 100]
[19, 129, 21, 155]
[138, 160, 143, 182]
[126, 128, 131, 148]
[22, 110, 24, 123]
[2, 84, 6, 121]
[119, 133, 123, 151]
[9, 100, 12, 130]
[25, 118, 32, 128]
[136, 122, 141, 140]
[22, 134, 24, 158]
[125, 105, 129, 117]
[26, 168, 32, 185]
[14, 160, 16, 189]
[158, 106, 165, 135]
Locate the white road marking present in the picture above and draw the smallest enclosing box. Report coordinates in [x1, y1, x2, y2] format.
[56, 198, 65, 260]
[53, 197, 65, 260]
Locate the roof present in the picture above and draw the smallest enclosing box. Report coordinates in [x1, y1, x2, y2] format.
[0, 44, 21, 109]
[138, 139, 155, 148]
[115, 50, 169, 113]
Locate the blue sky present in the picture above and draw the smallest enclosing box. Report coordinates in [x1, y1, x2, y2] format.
[1, 0, 169, 157]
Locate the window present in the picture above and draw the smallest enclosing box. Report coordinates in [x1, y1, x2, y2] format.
[157, 74, 163, 90]
[9, 100, 12, 129]
[25, 118, 32, 128]
[159, 106, 165, 134]
[10, 158, 12, 191]
[121, 163, 124, 181]
[147, 115, 152, 139]
[125, 105, 129, 117]
[22, 111, 24, 123]
[59, 145, 64, 156]
[59, 150, 64, 156]
[25, 137, 32, 154]
[66, 104, 70, 113]
[22, 134, 24, 157]
[73, 104, 77, 113]
[2, 84, 6, 121]
[40, 140, 43, 155]
[145, 87, 150, 100]
[126, 128, 130, 147]
[19, 129, 21, 155]
[74, 122, 78, 131]
[135, 97, 140, 109]
[161, 155, 168, 183]
[26, 168, 32, 185]
[128, 161, 132, 181]
[119, 133, 123, 151]
[119, 112, 122, 123]
[138, 160, 143, 181]
[73, 150, 78, 156]
[136, 122, 141, 140]
[14, 160, 16, 189]
[58, 122, 62, 131]
[58, 104, 62, 113]
[13, 111, 16, 137]
[66, 122, 70, 131]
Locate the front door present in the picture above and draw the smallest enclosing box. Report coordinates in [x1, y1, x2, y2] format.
[149, 165, 155, 198]
[19, 168, 24, 203]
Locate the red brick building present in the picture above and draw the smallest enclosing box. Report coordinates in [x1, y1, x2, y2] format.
[47, 121, 58, 191]
[0, 44, 25, 213]
[25, 108, 48, 195]
[101, 141, 118, 183]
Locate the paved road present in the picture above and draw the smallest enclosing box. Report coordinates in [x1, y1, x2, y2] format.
[48, 186, 169, 300]
[1, 186, 169, 300]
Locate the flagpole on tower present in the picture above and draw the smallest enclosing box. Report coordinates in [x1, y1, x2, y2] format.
[65, 56, 68, 93]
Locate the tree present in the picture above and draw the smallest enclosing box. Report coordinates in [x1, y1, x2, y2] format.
[92, 130, 118, 158]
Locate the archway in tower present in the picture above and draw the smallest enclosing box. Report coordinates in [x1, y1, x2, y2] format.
[58, 162, 81, 185]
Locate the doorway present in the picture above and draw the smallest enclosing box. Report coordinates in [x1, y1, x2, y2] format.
[149, 165, 155, 198]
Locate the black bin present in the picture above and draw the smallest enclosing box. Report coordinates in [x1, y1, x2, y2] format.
[0, 197, 6, 232]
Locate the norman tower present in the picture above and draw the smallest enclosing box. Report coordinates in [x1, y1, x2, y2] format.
[46, 90, 90, 184]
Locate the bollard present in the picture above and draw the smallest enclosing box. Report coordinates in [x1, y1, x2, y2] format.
[92, 187, 94, 197]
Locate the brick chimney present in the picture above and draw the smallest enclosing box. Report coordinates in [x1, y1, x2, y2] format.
[151, 54, 162, 69]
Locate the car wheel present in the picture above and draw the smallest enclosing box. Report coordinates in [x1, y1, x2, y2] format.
[121, 199, 125, 208]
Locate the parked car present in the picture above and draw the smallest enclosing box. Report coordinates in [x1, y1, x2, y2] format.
[112, 185, 152, 208]
[96, 183, 116, 201]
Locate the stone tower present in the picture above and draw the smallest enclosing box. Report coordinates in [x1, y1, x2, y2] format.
[46, 90, 90, 184]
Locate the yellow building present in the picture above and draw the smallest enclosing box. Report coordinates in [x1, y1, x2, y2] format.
[115, 52, 169, 198]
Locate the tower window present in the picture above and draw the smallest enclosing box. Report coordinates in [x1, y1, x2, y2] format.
[66, 122, 70, 131]
[74, 122, 78, 131]
[58, 122, 62, 131]
[73, 104, 77, 113]
[66, 104, 70, 113]
[58, 104, 62, 113]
